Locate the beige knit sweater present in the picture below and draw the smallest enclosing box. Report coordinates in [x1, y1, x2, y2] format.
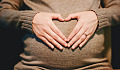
[0, 0, 120, 70]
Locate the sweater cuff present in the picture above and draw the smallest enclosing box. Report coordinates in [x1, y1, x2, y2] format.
[19, 11, 38, 34]
[91, 8, 112, 31]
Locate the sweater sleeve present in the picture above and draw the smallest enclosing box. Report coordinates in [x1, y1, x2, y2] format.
[91, 0, 120, 30]
[0, 0, 38, 33]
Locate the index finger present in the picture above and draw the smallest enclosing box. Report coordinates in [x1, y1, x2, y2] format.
[67, 20, 83, 41]
[50, 21, 67, 41]
[64, 14, 79, 21]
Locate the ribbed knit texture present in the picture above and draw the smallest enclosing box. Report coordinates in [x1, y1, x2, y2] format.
[0, 2, 38, 33]
[92, 6, 120, 30]
[0, 0, 120, 70]
[20, 11, 38, 33]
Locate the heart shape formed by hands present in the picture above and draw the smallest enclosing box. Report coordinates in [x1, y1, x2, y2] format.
[63, 11, 98, 49]
[32, 11, 98, 50]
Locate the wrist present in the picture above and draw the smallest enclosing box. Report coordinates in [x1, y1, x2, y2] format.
[90, 10, 99, 32]
[90, 10, 99, 23]
[32, 12, 40, 24]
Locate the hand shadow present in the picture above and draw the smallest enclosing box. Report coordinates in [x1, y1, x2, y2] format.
[71, 33, 95, 52]
[34, 34, 64, 52]
[31, 19, 99, 52]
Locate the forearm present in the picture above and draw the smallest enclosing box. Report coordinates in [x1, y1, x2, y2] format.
[0, 9, 37, 33]
[91, 0, 120, 30]
[0, 0, 38, 33]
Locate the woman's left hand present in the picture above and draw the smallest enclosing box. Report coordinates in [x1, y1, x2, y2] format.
[65, 11, 98, 49]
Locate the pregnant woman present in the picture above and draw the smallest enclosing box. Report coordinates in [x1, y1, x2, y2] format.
[0, 0, 120, 70]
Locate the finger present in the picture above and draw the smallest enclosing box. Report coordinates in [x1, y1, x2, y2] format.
[44, 33, 63, 50]
[83, 23, 96, 37]
[44, 27, 67, 47]
[71, 34, 86, 49]
[79, 22, 97, 48]
[52, 14, 64, 21]
[67, 20, 83, 41]
[32, 24, 45, 36]
[64, 14, 78, 21]
[84, 25, 94, 35]
[50, 22, 67, 41]
[33, 24, 63, 50]
[68, 25, 87, 47]
[79, 35, 91, 48]
[32, 25, 55, 49]
[40, 37, 54, 49]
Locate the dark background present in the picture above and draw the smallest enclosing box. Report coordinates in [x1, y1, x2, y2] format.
[0, 0, 120, 70]
[111, 25, 120, 69]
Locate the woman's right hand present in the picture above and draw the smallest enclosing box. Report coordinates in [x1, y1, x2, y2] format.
[32, 12, 67, 50]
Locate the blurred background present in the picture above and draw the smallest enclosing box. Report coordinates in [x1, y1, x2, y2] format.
[0, 0, 120, 70]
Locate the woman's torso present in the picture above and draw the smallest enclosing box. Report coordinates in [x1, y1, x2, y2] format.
[15, 0, 112, 69]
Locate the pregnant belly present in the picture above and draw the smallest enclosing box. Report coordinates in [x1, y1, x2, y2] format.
[21, 20, 105, 69]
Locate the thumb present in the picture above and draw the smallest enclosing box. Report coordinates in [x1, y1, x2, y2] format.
[52, 14, 64, 21]
[64, 14, 78, 21]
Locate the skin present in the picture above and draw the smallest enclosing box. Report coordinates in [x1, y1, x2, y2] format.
[65, 11, 98, 49]
[32, 11, 98, 50]
[32, 12, 67, 50]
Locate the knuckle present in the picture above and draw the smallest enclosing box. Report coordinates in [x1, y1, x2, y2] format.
[75, 43, 79, 46]
[75, 44, 79, 47]
[42, 39, 47, 42]
[38, 36, 42, 39]
[42, 26, 49, 31]
[63, 42, 66, 45]
[53, 35, 58, 39]
[54, 43, 60, 47]
[62, 41, 66, 44]
[40, 32, 45, 37]
[36, 31, 43, 36]
[70, 40, 74, 44]
[76, 35, 80, 38]
[49, 37, 53, 41]
[81, 36, 85, 41]
[54, 30, 60, 34]
[38, 36, 44, 40]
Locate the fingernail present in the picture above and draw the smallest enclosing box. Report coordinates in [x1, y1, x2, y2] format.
[79, 44, 82, 48]
[68, 44, 70, 47]
[61, 19, 64, 21]
[71, 47, 75, 50]
[60, 47, 63, 50]
[65, 43, 67, 47]
[51, 46, 54, 49]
